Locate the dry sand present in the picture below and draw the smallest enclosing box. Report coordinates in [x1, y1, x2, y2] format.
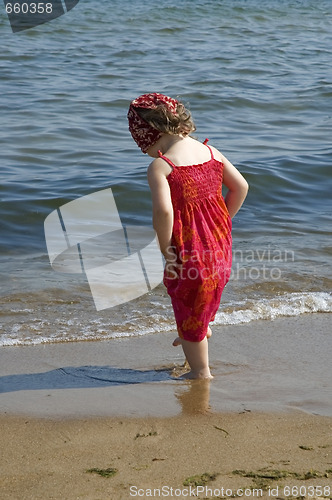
[0, 412, 331, 500]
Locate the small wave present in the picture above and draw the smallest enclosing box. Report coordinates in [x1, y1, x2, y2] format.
[0, 311, 175, 347]
[1, 292, 330, 347]
[214, 292, 332, 326]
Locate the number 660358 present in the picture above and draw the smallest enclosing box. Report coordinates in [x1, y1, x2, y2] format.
[5, 3, 53, 14]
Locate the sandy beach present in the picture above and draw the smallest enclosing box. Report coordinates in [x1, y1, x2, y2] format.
[0, 412, 331, 500]
[0, 313, 331, 499]
[1, 0, 332, 497]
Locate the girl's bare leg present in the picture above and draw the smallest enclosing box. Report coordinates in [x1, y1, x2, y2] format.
[180, 336, 212, 379]
[173, 326, 212, 346]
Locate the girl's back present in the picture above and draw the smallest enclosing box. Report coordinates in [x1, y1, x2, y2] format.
[158, 137, 227, 213]
[156, 136, 216, 169]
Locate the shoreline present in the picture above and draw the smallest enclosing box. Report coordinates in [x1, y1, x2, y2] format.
[0, 313, 331, 419]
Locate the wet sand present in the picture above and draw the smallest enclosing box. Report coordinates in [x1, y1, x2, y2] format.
[1, 313, 331, 418]
[0, 313, 331, 499]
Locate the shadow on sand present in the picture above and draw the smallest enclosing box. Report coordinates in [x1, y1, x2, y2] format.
[0, 365, 173, 393]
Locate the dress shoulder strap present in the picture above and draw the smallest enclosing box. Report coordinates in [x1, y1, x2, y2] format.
[158, 150, 177, 168]
[203, 138, 214, 160]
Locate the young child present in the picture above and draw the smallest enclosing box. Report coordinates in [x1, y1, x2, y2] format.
[128, 93, 248, 379]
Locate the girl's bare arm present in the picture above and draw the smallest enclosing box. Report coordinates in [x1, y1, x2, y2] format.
[147, 159, 174, 259]
[212, 147, 249, 218]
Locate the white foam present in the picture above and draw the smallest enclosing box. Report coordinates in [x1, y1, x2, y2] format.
[213, 292, 332, 326]
[1, 292, 331, 347]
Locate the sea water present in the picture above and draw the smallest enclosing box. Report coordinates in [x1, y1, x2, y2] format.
[0, 0, 331, 345]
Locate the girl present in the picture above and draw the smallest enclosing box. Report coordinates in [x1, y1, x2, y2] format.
[128, 93, 248, 379]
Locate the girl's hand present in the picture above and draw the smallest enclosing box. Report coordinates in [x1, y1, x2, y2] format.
[164, 246, 181, 278]
[165, 259, 182, 279]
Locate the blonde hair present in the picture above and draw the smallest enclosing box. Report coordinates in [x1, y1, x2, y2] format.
[136, 102, 196, 137]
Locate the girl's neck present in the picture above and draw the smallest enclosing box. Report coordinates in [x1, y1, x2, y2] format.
[146, 134, 191, 158]
[159, 134, 187, 154]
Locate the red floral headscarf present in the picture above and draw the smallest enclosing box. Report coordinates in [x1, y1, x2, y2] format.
[127, 93, 179, 153]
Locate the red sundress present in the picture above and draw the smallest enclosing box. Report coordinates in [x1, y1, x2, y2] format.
[159, 140, 232, 342]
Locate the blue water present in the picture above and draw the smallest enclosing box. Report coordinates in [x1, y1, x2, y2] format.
[0, 0, 331, 345]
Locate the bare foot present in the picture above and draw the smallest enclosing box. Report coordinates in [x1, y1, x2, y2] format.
[180, 370, 213, 380]
[172, 336, 182, 346]
[172, 327, 212, 347]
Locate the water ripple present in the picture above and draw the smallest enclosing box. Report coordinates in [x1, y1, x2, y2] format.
[0, 0, 331, 343]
